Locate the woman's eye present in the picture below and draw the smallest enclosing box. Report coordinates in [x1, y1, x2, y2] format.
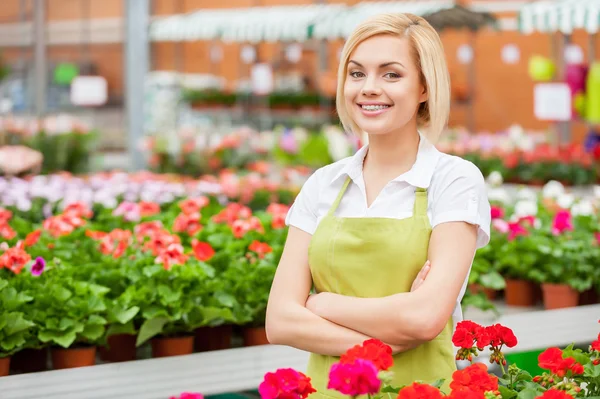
[349, 71, 364, 78]
[384, 72, 401, 79]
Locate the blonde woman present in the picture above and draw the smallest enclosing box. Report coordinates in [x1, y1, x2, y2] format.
[266, 13, 491, 396]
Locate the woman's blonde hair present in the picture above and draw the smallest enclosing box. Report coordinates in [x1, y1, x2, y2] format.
[336, 13, 450, 143]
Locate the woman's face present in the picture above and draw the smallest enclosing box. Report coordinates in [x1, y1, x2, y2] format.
[344, 34, 427, 136]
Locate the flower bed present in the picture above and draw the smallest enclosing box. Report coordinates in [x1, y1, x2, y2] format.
[0, 171, 599, 375]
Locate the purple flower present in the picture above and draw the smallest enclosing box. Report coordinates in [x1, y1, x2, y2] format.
[31, 257, 46, 276]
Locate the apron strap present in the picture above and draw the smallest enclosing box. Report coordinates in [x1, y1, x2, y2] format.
[327, 177, 352, 216]
[413, 187, 428, 216]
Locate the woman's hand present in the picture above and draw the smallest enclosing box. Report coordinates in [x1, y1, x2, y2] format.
[410, 260, 431, 292]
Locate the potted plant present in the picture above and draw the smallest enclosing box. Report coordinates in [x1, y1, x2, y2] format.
[0, 278, 35, 376]
[532, 231, 596, 310]
[25, 265, 110, 369]
[495, 233, 541, 307]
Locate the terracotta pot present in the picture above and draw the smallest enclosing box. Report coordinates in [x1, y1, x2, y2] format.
[10, 348, 48, 373]
[243, 326, 269, 347]
[0, 356, 10, 377]
[505, 279, 537, 307]
[542, 283, 580, 310]
[151, 335, 194, 358]
[98, 334, 137, 363]
[51, 346, 96, 369]
[469, 283, 497, 300]
[194, 325, 233, 352]
[579, 288, 598, 306]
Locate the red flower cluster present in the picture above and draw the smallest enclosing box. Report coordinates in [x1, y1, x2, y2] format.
[259, 368, 316, 399]
[452, 321, 517, 365]
[173, 212, 203, 236]
[248, 240, 273, 260]
[0, 246, 31, 274]
[0, 207, 16, 240]
[590, 333, 600, 353]
[538, 389, 574, 399]
[212, 203, 264, 238]
[266, 203, 289, 229]
[398, 382, 444, 399]
[450, 363, 499, 395]
[191, 240, 215, 262]
[328, 359, 381, 397]
[538, 348, 584, 378]
[340, 338, 394, 371]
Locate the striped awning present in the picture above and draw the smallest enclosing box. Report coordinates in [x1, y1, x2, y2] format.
[312, 0, 454, 40]
[150, 1, 496, 43]
[518, 0, 600, 34]
[149, 4, 347, 43]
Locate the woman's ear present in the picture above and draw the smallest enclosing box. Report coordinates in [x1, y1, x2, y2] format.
[419, 84, 428, 104]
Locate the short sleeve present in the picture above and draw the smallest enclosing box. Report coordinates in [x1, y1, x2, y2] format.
[431, 160, 491, 249]
[285, 169, 321, 235]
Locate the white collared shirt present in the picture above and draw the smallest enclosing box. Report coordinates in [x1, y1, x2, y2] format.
[285, 133, 491, 327]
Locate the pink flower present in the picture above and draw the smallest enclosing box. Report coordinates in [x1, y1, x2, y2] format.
[31, 257, 46, 276]
[492, 219, 509, 233]
[508, 222, 528, 241]
[259, 368, 316, 399]
[169, 393, 204, 399]
[327, 359, 381, 396]
[552, 210, 573, 236]
[490, 206, 504, 220]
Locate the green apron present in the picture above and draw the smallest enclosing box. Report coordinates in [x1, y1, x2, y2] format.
[306, 177, 456, 398]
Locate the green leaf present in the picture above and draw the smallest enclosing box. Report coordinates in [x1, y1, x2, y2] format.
[499, 386, 518, 399]
[59, 318, 77, 331]
[0, 279, 8, 291]
[429, 379, 445, 389]
[4, 313, 34, 335]
[53, 287, 73, 302]
[106, 321, 136, 336]
[380, 386, 401, 394]
[88, 315, 107, 325]
[82, 323, 105, 341]
[136, 316, 168, 346]
[479, 271, 506, 290]
[516, 387, 538, 399]
[585, 362, 600, 378]
[39, 330, 77, 348]
[215, 291, 236, 308]
[110, 306, 140, 325]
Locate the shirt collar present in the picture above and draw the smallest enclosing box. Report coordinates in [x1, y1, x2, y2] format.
[330, 131, 441, 189]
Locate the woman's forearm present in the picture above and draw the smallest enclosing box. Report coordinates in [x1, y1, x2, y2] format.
[310, 292, 432, 345]
[266, 303, 413, 356]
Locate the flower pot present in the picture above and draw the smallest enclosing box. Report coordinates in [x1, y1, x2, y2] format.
[542, 283, 580, 310]
[10, 348, 48, 373]
[0, 356, 10, 377]
[98, 334, 137, 363]
[151, 335, 194, 358]
[469, 283, 497, 300]
[194, 325, 233, 352]
[579, 288, 598, 306]
[51, 346, 96, 369]
[505, 279, 537, 307]
[242, 326, 269, 347]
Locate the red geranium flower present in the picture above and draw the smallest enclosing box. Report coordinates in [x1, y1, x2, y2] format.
[398, 382, 444, 399]
[192, 240, 215, 262]
[450, 363, 498, 395]
[538, 390, 574, 399]
[259, 368, 315, 399]
[340, 339, 394, 371]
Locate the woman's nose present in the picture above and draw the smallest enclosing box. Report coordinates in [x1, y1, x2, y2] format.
[361, 77, 382, 96]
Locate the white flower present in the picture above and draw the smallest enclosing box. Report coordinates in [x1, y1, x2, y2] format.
[486, 171, 503, 187]
[324, 126, 351, 162]
[516, 187, 538, 202]
[556, 193, 575, 210]
[572, 199, 595, 217]
[542, 180, 565, 199]
[487, 187, 511, 204]
[513, 200, 538, 218]
[593, 185, 600, 199]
